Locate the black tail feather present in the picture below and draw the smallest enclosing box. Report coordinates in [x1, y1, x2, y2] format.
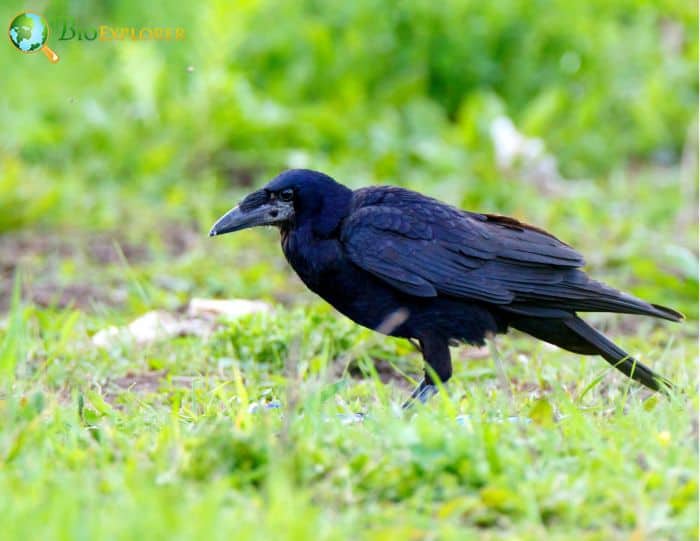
[509, 315, 674, 392]
[650, 303, 685, 322]
[562, 316, 674, 392]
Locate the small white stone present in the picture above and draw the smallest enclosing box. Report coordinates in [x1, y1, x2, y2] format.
[188, 298, 270, 318]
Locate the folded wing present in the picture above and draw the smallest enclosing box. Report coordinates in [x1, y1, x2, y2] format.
[341, 187, 681, 321]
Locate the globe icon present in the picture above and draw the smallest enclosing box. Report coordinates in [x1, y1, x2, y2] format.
[8, 12, 59, 62]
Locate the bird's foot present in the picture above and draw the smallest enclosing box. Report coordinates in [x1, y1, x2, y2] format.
[336, 412, 367, 424]
[402, 380, 438, 409]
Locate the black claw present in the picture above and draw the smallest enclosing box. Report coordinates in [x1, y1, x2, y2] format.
[402, 380, 438, 409]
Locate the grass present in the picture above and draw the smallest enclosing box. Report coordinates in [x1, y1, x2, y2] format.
[0, 307, 696, 540]
[0, 167, 697, 540]
[0, 1, 697, 538]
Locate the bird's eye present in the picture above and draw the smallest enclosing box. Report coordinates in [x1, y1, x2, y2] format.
[279, 189, 294, 202]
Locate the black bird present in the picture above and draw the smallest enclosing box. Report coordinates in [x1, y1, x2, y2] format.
[210, 169, 682, 403]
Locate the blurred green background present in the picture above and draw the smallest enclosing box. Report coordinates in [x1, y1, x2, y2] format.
[1, 2, 698, 540]
[1, 0, 697, 318]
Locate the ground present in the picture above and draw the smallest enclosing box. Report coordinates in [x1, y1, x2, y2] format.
[0, 166, 697, 541]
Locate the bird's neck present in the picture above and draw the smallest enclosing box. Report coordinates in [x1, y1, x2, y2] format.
[280, 183, 353, 291]
[301, 185, 353, 239]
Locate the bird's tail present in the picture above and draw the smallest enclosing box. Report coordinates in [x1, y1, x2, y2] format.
[509, 315, 673, 393]
[562, 278, 684, 322]
[562, 316, 673, 392]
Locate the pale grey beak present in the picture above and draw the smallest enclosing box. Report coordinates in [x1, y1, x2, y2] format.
[209, 201, 292, 236]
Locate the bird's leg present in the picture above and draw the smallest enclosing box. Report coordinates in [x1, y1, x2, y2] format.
[402, 336, 452, 409]
[403, 378, 438, 408]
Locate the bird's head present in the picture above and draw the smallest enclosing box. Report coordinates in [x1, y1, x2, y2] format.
[209, 169, 352, 238]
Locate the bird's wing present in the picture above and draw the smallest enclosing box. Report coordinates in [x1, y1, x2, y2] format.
[340, 187, 587, 305]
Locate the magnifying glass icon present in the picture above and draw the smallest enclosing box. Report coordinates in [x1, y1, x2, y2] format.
[8, 12, 60, 63]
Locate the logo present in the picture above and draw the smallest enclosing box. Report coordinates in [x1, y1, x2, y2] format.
[58, 24, 186, 42]
[8, 12, 59, 63]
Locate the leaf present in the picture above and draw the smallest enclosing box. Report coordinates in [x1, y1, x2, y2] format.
[528, 397, 555, 426]
[480, 485, 517, 512]
[85, 390, 115, 417]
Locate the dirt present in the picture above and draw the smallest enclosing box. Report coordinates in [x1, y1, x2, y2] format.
[0, 230, 149, 267]
[29, 283, 119, 310]
[86, 235, 150, 265]
[102, 369, 196, 406]
[161, 222, 200, 257]
[0, 226, 199, 313]
[0, 232, 128, 310]
[107, 369, 170, 394]
[333, 356, 416, 388]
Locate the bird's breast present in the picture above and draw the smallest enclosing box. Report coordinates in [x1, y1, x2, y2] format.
[282, 229, 403, 331]
[282, 230, 503, 342]
[282, 229, 341, 290]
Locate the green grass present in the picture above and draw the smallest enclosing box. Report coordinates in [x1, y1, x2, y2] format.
[1, 166, 697, 539]
[0, 1, 697, 538]
[0, 299, 697, 540]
